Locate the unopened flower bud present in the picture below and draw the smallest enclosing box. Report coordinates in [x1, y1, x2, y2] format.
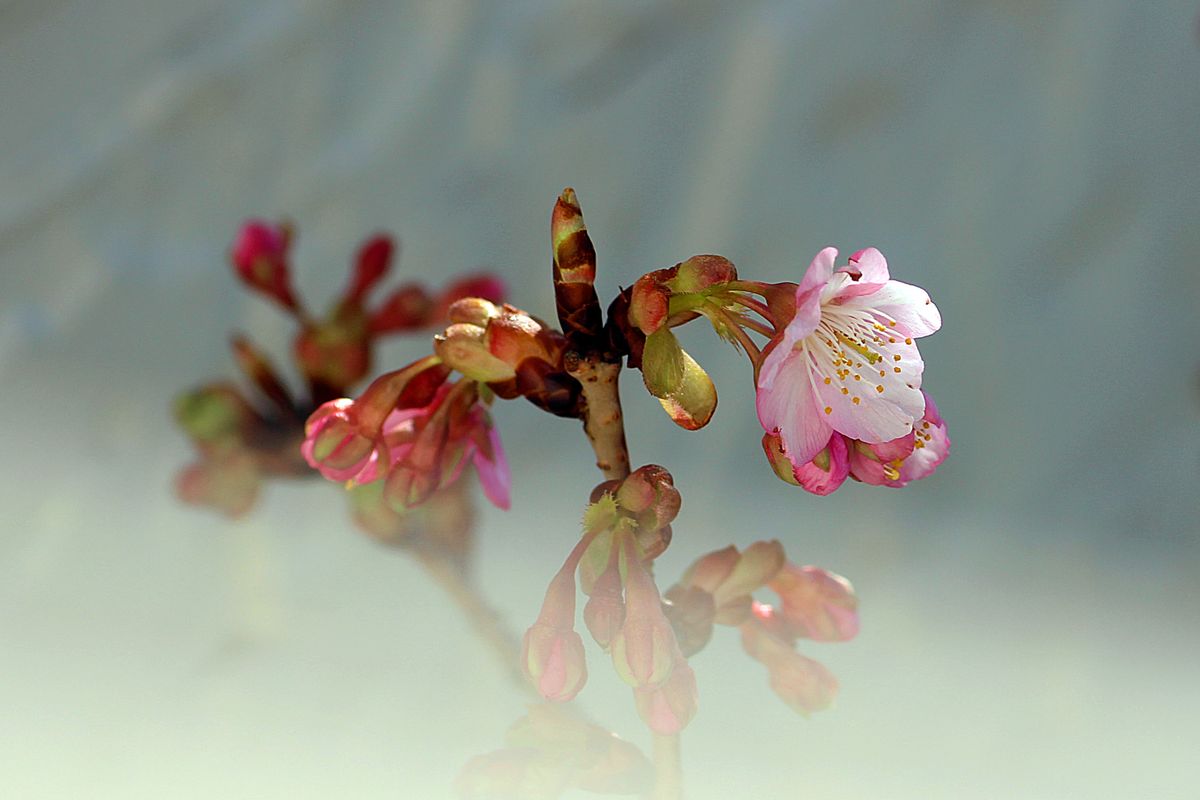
[633, 658, 698, 734]
[619, 464, 681, 531]
[175, 450, 260, 517]
[369, 284, 435, 333]
[583, 556, 625, 649]
[712, 540, 785, 608]
[662, 584, 716, 657]
[769, 564, 859, 642]
[301, 398, 382, 483]
[522, 623, 589, 703]
[345, 234, 394, 302]
[610, 539, 678, 687]
[628, 276, 670, 335]
[174, 383, 255, 445]
[523, 557, 588, 702]
[446, 296, 501, 328]
[434, 273, 507, 320]
[764, 432, 850, 495]
[669, 254, 736, 294]
[741, 618, 838, 716]
[678, 546, 739, 595]
[229, 219, 299, 311]
[434, 322, 516, 383]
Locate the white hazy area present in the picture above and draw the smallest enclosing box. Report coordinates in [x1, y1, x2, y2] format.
[2, 1, 1198, 798]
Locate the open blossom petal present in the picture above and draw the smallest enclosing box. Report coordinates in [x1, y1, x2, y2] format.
[756, 247, 941, 472]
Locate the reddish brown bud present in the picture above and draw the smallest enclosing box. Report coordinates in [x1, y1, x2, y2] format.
[551, 188, 604, 351]
[369, 284, 435, 333]
[346, 235, 394, 301]
[229, 219, 300, 311]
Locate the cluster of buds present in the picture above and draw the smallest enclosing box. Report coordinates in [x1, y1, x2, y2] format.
[521, 466, 696, 734]
[624, 245, 949, 495]
[457, 704, 652, 799]
[230, 219, 504, 402]
[434, 298, 583, 418]
[302, 356, 511, 512]
[176, 219, 505, 536]
[665, 545, 858, 716]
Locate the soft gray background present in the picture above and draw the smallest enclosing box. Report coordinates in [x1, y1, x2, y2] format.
[2, 1, 1198, 798]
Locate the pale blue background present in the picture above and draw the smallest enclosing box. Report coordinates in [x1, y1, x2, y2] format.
[2, 1, 1198, 797]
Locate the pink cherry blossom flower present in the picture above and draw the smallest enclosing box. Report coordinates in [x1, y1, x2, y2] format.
[301, 398, 386, 483]
[756, 247, 941, 470]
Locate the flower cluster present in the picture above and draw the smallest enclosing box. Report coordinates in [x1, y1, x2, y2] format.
[521, 466, 696, 734]
[666, 547, 858, 715]
[625, 245, 949, 494]
[175, 219, 505, 524]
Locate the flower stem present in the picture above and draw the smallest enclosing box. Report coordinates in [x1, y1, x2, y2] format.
[653, 732, 683, 800]
[566, 353, 631, 481]
[410, 547, 531, 692]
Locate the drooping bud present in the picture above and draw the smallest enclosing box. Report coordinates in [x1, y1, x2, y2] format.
[522, 540, 590, 702]
[609, 536, 678, 687]
[711, 540, 786, 613]
[345, 234, 394, 302]
[741, 618, 839, 716]
[229, 219, 300, 311]
[633, 657, 698, 734]
[551, 188, 603, 351]
[582, 544, 625, 648]
[640, 328, 717, 430]
[175, 450, 261, 518]
[768, 564, 859, 642]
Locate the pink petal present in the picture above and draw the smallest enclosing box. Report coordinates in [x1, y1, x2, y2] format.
[758, 249, 835, 389]
[842, 279, 941, 338]
[848, 247, 889, 283]
[473, 425, 512, 510]
[793, 433, 850, 496]
[756, 354, 832, 467]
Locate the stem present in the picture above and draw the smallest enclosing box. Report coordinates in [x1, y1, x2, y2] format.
[411, 547, 531, 692]
[653, 733, 683, 800]
[567, 354, 631, 481]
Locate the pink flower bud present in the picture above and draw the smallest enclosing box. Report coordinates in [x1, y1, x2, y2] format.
[229, 220, 299, 311]
[582, 555, 625, 649]
[610, 539, 678, 687]
[628, 276, 670, 335]
[369, 284, 435, 333]
[175, 450, 261, 518]
[679, 546, 739, 594]
[521, 623, 589, 703]
[633, 658, 698, 734]
[345, 234, 394, 302]
[711, 540, 785, 610]
[301, 399, 382, 483]
[769, 564, 859, 642]
[741, 618, 839, 716]
[522, 554, 588, 702]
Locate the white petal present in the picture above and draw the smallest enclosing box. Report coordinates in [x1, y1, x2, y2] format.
[842, 279, 941, 337]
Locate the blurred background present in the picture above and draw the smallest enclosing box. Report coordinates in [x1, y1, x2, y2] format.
[2, 1, 1198, 797]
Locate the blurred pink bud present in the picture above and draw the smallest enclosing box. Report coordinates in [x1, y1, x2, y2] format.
[741, 619, 839, 716]
[582, 555, 625, 649]
[173, 383, 257, 446]
[769, 564, 859, 642]
[345, 234, 394, 302]
[711, 539, 785, 609]
[522, 623, 588, 703]
[610, 538, 678, 687]
[662, 584, 716, 657]
[679, 546, 739, 595]
[633, 658, 698, 734]
[229, 219, 299, 311]
[175, 450, 261, 518]
[522, 558, 588, 702]
[369, 284, 435, 333]
[301, 398, 383, 483]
